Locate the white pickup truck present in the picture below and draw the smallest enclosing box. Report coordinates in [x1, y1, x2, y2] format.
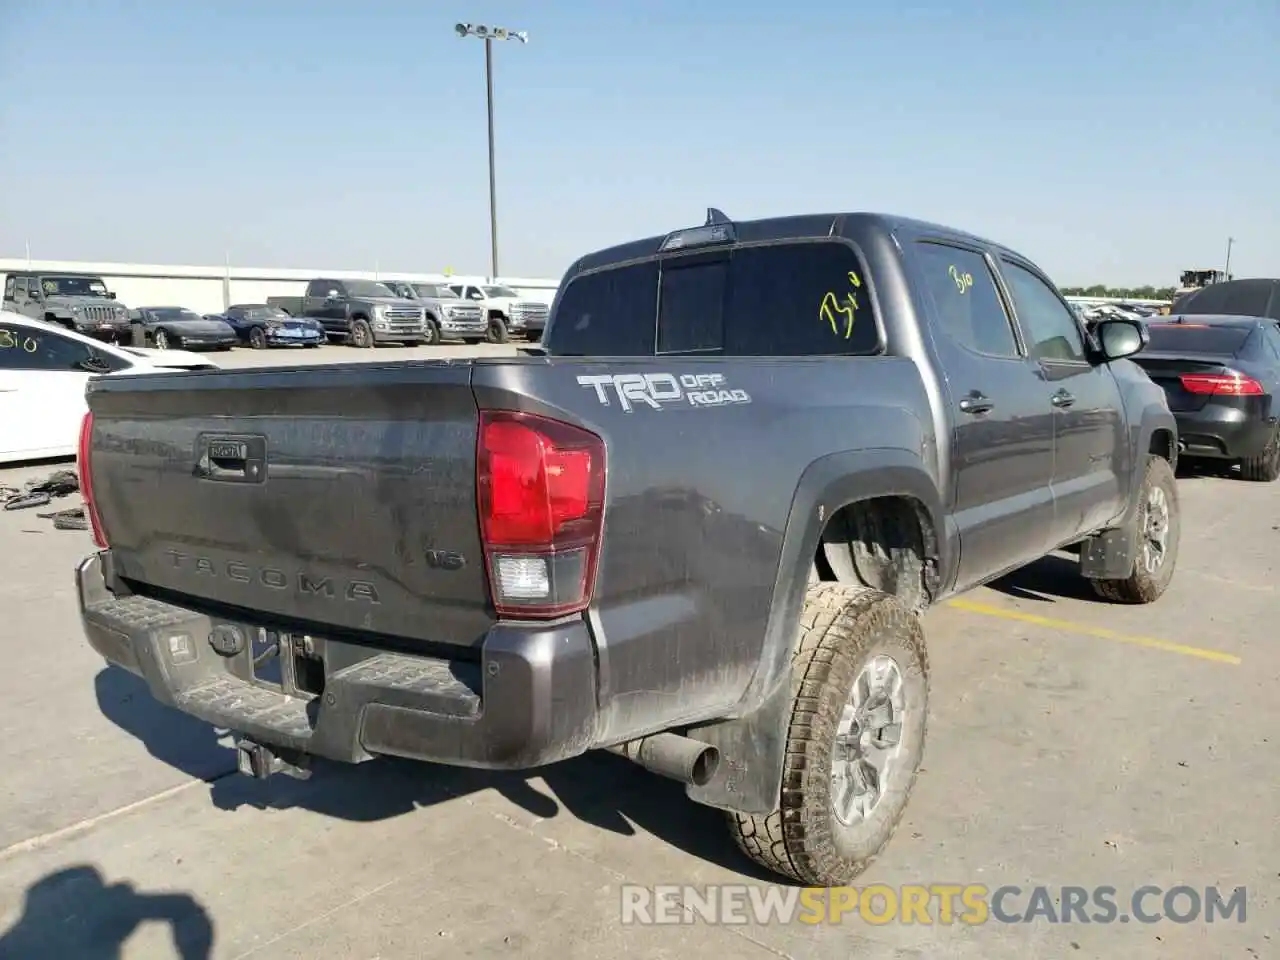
[446, 282, 550, 342]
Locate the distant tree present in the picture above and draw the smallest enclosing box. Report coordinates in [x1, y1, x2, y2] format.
[1060, 285, 1176, 300]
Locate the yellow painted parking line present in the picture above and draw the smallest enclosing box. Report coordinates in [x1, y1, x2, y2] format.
[945, 598, 1242, 666]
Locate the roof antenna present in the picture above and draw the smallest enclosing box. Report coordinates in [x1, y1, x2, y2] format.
[705, 207, 731, 226]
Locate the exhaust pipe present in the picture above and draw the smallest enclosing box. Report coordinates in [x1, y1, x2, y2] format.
[607, 732, 720, 786]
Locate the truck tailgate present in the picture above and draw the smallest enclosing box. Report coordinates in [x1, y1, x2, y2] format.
[86, 362, 494, 648]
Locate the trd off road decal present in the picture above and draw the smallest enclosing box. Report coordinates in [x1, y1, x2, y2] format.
[576, 373, 752, 413]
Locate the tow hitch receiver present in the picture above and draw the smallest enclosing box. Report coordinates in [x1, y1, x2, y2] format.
[235, 738, 313, 781]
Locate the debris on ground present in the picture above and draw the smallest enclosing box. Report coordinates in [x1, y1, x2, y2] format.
[1, 469, 85, 529]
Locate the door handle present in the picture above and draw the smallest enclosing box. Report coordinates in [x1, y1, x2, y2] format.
[1051, 390, 1076, 408]
[958, 392, 994, 415]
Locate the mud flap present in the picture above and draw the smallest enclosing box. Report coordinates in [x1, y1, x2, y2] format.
[683, 678, 791, 815]
[1079, 513, 1139, 580]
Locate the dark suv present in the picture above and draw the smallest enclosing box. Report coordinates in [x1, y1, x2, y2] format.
[3, 271, 131, 341]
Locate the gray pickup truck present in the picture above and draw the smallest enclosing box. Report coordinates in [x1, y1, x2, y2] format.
[74, 210, 1179, 886]
[380, 280, 488, 344]
[267, 278, 428, 347]
[3, 270, 131, 341]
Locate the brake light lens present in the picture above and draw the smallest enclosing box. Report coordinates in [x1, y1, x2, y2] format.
[1179, 371, 1264, 396]
[77, 411, 109, 548]
[477, 410, 605, 618]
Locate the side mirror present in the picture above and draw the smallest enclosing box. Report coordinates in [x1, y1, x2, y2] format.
[29, 291, 43, 301]
[106, 291, 117, 299]
[1096, 318, 1147, 361]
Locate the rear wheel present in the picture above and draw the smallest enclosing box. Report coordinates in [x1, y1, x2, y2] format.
[248, 326, 268, 350]
[1239, 425, 1280, 482]
[1090, 455, 1179, 603]
[349, 318, 374, 348]
[726, 583, 928, 886]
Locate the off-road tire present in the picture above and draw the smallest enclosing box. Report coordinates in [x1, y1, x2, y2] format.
[1239, 425, 1280, 482]
[1090, 455, 1179, 603]
[249, 326, 268, 349]
[349, 318, 374, 348]
[486, 316, 509, 344]
[726, 583, 929, 887]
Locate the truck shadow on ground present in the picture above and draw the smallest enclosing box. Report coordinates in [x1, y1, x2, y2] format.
[93, 667, 781, 884]
[0, 865, 214, 960]
[93, 669, 237, 782]
[984, 552, 1101, 604]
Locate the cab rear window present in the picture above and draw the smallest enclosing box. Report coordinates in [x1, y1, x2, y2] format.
[1146, 324, 1251, 356]
[546, 240, 880, 357]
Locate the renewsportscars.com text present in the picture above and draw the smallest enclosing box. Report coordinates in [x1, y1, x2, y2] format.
[620, 884, 1248, 926]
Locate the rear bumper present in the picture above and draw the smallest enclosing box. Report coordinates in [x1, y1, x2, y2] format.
[77, 552, 600, 769]
[1174, 406, 1276, 459]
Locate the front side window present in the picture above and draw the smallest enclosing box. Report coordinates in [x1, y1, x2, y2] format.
[3, 276, 14, 301]
[1000, 260, 1088, 363]
[913, 242, 1019, 358]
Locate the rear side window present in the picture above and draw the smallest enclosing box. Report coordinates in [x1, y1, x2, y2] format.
[2, 276, 13, 301]
[724, 242, 879, 356]
[912, 243, 1018, 357]
[1146, 323, 1251, 356]
[547, 241, 880, 357]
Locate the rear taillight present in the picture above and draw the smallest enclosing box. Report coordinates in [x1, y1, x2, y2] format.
[477, 410, 605, 619]
[77, 411, 109, 548]
[1179, 371, 1263, 396]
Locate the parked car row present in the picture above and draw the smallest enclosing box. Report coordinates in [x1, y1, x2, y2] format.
[3, 269, 551, 354]
[261, 277, 549, 348]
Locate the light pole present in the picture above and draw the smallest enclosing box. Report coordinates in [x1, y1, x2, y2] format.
[1224, 236, 1235, 281]
[455, 22, 528, 281]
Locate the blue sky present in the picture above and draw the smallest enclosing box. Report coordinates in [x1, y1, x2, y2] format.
[1, 0, 1276, 285]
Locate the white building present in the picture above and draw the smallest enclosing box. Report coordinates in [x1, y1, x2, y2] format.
[0, 257, 560, 314]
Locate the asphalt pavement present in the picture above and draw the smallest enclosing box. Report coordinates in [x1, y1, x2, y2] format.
[0, 342, 1275, 958]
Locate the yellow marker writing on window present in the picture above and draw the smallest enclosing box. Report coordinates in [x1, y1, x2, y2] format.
[819, 271, 862, 339]
[949, 265, 974, 294]
[0, 330, 38, 352]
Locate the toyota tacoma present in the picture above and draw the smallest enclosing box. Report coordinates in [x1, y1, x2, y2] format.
[74, 210, 1180, 886]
